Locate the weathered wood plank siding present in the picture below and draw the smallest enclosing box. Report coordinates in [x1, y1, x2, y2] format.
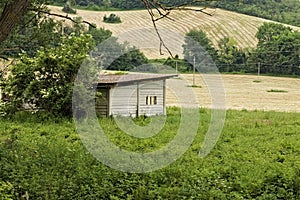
[110, 84, 138, 117]
[95, 88, 110, 117]
[109, 80, 164, 117]
[139, 80, 164, 116]
[96, 77, 168, 117]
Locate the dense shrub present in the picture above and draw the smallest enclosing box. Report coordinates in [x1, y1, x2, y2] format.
[0, 31, 148, 117]
[62, 1, 77, 14]
[0, 180, 14, 200]
[1, 34, 94, 117]
[103, 13, 122, 23]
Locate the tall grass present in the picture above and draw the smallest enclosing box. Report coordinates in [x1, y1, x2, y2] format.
[1, 108, 300, 199]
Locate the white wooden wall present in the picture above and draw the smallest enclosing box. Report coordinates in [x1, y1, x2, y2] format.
[139, 80, 164, 116]
[110, 84, 138, 117]
[109, 80, 165, 117]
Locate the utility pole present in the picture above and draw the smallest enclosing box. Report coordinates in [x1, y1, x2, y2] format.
[258, 62, 261, 77]
[193, 56, 196, 85]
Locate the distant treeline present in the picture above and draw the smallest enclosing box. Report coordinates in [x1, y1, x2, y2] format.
[162, 22, 300, 76]
[49, 0, 300, 26]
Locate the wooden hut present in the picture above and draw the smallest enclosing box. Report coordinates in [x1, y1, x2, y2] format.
[96, 73, 176, 117]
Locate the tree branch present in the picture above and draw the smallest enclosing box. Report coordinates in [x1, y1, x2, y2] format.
[29, 8, 96, 28]
[0, 55, 9, 61]
[142, 0, 174, 57]
[141, 0, 216, 57]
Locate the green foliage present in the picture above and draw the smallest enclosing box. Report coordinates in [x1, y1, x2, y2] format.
[0, 9, 111, 58]
[204, 0, 300, 26]
[183, 29, 219, 72]
[87, 25, 112, 45]
[217, 37, 247, 72]
[103, 13, 122, 23]
[48, 0, 300, 26]
[0, 2, 112, 58]
[95, 37, 148, 71]
[1, 29, 146, 116]
[111, 0, 144, 9]
[0, 180, 14, 200]
[0, 15, 64, 57]
[183, 24, 300, 76]
[1, 109, 300, 199]
[253, 80, 262, 83]
[2, 34, 94, 117]
[248, 23, 300, 75]
[62, 1, 77, 14]
[109, 48, 147, 70]
[163, 55, 191, 72]
[256, 23, 293, 45]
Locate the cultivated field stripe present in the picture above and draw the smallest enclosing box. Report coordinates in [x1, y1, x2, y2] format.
[48, 6, 300, 59]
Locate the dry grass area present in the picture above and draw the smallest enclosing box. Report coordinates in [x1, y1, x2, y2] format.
[48, 6, 300, 59]
[166, 74, 300, 113]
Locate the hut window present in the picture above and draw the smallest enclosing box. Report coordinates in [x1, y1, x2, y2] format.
[146, 96, 157, 105]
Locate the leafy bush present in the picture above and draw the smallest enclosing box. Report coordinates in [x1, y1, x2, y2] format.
[103, 13, 122, 23]
[108, 49, 148, 71]
[62, 1, 77, 14]
[1, 25, 148, 117]
[92, 37, 148, 71]
[0, 180, 14, 200]
[2, 34, 94, 117]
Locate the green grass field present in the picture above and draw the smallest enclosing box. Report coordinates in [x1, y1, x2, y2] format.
[1, 108, 300, 199]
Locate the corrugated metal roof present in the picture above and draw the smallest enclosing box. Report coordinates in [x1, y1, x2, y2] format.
[98, 73, 177, 84]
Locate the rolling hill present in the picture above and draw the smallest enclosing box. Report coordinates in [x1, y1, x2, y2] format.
[48, 5, 300, 59]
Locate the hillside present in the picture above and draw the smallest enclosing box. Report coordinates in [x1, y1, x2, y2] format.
[50, 0, 300, 26]
[49, 5, 300, 59]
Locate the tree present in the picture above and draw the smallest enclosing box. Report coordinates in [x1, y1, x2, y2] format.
[183, 29, 218, 71]
[218, 37, 246, 72]
[0, 6, 112, 58]
[0, 0, 215, 57]
[0, 0, 31, 44]
[0, 0, 94, 48]
[108, 43, 148, 71]
[0, 16, 64, 57]
[87, 25, 112, 46]
[88, 36, 148, 71]
[256, 22, 293, 45]
[248, 22, 300, 75]
[0, 16, 147, 116]
[2, 34, 95, 116]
